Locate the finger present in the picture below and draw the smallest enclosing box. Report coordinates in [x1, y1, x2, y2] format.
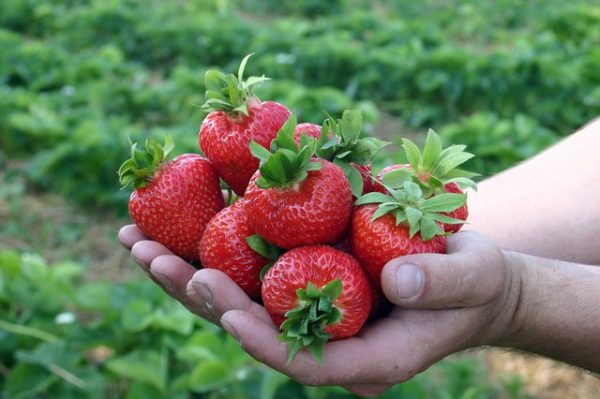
[130, 240, 173, 269]
[149, 254, 197, 297]
[187, 269, 273, 326]
[117, 224, 146, 249]
[220, 310, 394, 387]
[381, 231, 506, 308]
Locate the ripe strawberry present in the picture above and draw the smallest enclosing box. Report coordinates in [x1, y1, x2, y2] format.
[245, 115, 353, 249]
[375, 130, 478, 233]
[199, 54, 291, 195]
[262, 245, 372, 363]
[350, 180, 465, 297]
[293, 122, 322, 144]
[198, 200, 281, 300]
[350, 204, 446, 294]
[119, 137, 224, 261]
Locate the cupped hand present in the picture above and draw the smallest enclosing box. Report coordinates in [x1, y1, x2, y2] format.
[118, 226, 521, 397]
[117, 224, 269, 326]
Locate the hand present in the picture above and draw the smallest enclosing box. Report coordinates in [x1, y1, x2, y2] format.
[118, 226, 521, 396]
[117, 224, 270, 326]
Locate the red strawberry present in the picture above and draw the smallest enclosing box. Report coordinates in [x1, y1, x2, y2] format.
[350, 179, 465, 309]
[199, 54, 291, 195]
[350, 204, 446, 295]
[262, 245, 372, 363]
[293, 122, 322, 144]
[199, 200, 281, 300]
[442, 182, 468, 233]
[119, 137, 224, 261]
[245, 115, 353, 249]
[375, 130, 478, 232]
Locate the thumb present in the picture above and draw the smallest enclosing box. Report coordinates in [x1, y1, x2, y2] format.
[380, 231, 506, 309]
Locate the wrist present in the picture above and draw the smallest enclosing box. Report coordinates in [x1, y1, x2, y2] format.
[476, 250, 527, 349]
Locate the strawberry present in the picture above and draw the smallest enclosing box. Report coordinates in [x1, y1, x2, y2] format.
[293, 122, 322, 144]
[198, 200, 281, 300]
[245, 115, 353, 249]
[199, 54, 291, 195]
[119, 137, 224, 261]
[262, 245, 372, 363]
[350, 180, 466, 297]
[375, 130, 478, 233]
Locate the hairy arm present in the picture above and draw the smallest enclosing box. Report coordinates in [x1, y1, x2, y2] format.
[499, 251, 600, 371]
[467, 117, 600, 264]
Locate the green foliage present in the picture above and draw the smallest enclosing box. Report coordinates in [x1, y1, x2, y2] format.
[0, 249, 525, 398]
[3, 0, 598, 206]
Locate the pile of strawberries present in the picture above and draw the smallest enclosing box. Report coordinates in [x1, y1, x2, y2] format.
[119, 55, 477, 363]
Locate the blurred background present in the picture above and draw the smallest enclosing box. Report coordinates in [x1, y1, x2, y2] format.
[1, 0, 599, 397]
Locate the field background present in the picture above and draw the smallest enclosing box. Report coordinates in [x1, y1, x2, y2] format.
[1, 0, 599, 398]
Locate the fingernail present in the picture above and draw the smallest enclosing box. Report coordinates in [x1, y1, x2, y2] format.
[394, 264, 423, 299]
[192, 281, 213, 307]
[221, 314, 239, 341]
[152, 271, 173, 291]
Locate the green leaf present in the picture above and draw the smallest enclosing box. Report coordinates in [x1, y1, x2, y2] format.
[176, 331, 223, 363]
[447, 177, 478, 191]
[371, 204, 398, 221]
[422, 129, 443, 170]
[237, 53, 254, 82]
[121, 300, 153, 332]
[433, 151, 475, 177]
[403, 181, 423, 199]
[406, 207, 423, 237]
[246, 235, 282, 260]
[0, 249, 21, 277]
[187, 360, 230, 393]
[381, 168, 413, 188]
[354, 192, 395, 206]
[4, 363, 58, 399]
[271, 115, 298, 152]
[421, 193, 467, 212]
[340, 109, 362, 142]
[250, 140, 272, 162]
[347, 165, 364, 198]
[351, 137, 389, 163]
[106, 350, 168, 393]
[420, 217, 442, 241]
[402, 138, 422, 169]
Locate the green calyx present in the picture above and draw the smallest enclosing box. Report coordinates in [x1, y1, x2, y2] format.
[245, 234, 284, 280]
[401, 129, 478, 192]
[250, 114, 322, 189]
[316, 109, 388, 197]
[201, 53, 269, 116]
[279, 280, 343, 365]
[118, 136, 174, 189]
[355, 179, 467, 241]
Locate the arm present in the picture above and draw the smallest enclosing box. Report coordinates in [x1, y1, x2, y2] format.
[466, 117, 600, 264]
[500, 251, 600, 371]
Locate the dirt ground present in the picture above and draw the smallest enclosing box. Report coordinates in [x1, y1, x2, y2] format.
[480, 348, 600, 398]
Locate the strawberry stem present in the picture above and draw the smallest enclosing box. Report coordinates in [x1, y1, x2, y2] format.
[250, 114, 322, 189]
[279, 280, 343, 365]
[400, 129, 478, 191]
[201, 53, 269, 116]
[316, 109, 388, 197]
[355, 179, 467, 241]
[118, 136, 174, 189]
